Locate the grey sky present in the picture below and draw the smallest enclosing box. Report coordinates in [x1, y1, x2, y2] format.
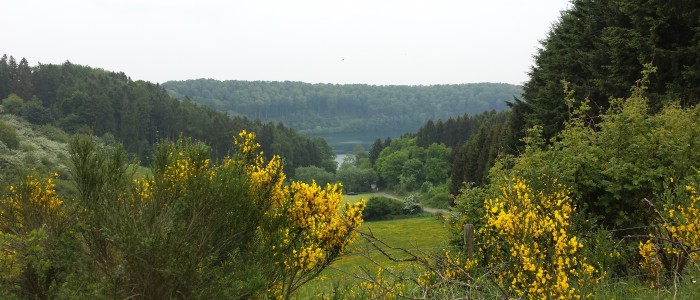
[4, 0, 570, 85]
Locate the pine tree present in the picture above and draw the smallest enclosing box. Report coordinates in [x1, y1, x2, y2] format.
[368, 138, 384, 166]
[0, 55, 10, 99]
[522, 0, 700, 141]
[14, 58, 33, 100]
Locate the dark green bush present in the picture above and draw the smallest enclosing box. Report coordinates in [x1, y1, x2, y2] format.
[39, 125, 71, 143]
[1, 94, 25, 115]
[0, 119, 19, 149]
[23, 100, 53, 125]
[363, 196, 404, 221]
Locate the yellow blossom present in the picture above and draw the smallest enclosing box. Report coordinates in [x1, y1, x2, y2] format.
[481, 177, 597, 299]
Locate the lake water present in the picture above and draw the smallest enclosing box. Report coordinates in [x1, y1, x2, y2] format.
[335, 154, 347, 167]
[309, 130, 407, 168]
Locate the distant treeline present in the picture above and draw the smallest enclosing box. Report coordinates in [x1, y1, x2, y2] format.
[161, 80, 522, 135]
[0, 56, 335, 175]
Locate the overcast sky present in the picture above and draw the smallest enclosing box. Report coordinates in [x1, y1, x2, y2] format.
[4, 0, 570, 86]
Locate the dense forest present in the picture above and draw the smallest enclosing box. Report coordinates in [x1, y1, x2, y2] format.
[161, 79, 522, 136]
[517, 0, 700, 140]
[0, 56, 336, 175]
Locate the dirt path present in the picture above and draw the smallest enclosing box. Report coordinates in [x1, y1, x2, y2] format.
[376, 191, 450, 215]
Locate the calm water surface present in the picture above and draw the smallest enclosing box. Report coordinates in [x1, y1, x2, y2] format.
[310, 131, 406, 168]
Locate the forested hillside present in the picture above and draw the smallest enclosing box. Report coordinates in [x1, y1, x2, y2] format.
[161, 79, 522, 135]
[0, 56, 336, 174]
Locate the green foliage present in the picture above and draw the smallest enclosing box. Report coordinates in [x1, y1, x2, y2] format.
[0, 55, 9, 100]
[0, 119, 19, 149]
[0, 115, 73, 190]
[337, 166, 377, 193]
[68, 135, 272, 298]
[505, 73, 700, 228]
[1, 94, 25, 115]
[401, 194, 422, 215]
[38, 124, 70, 143]
[376, 149, 409, 187]
[520, 0, 700, 141]
[362, 195, 422, 221]
[22, 98, 53, 125]
[368, 138, 384, 166]
[62, 132, 365, 299]
[449, 70, 700, 285]
[410, 110, 512, 196]
[362, 196, 405, 221]
[311, 137, 338, 172]
[294, 165, 336, 187]
[0, 55, 333, 174]
[423, 143, 451, 183]
[162, 80, 522, 137]
[451, 182, 489, 234]
[0, 173, 79, 300]
[399, 158, 423, 190]
[374, 137, 452, 191]
[420, 183, 451, 209]
[416, 110, 509, 150]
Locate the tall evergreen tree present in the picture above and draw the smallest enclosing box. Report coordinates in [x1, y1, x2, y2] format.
[14, 58, 33, 100]
[416, 119, 437, 147]
[522, 0, 700, 141]
[368, 138, 384, 166]
[6, 56, 18, 98]
[0, 55, 10, 99]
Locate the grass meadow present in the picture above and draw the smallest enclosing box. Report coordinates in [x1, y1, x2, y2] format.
[296, 192, 452, 298]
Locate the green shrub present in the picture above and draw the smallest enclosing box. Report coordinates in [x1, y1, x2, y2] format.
[0, 120, 19, 149]
[402, 194, 423, 215]
[64, 132, 364, 299]
[1, 94, 25, 115]
[39, 125, 71, 143]
[0, 173, 80, 299]
[22, 100, 53, 125]
[363, 196, 404, 221]
[422, 183, 451, 209]
[294, 165, 336, 187]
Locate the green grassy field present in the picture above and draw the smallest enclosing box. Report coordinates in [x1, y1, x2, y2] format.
[341, 192, 376, 205]
[295, 208, 451, 298]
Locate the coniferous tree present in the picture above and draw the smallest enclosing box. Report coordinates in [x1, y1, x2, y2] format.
[0, 55, 10, 99]
[368, 138, 384, 166]
[383, 137, 392, 149]
[416, 119, 437, 147]
[14, 58, 33, 101]
[522, 0, 700, 141]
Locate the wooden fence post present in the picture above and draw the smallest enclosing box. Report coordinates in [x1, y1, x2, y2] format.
[464, 223, 474, 259]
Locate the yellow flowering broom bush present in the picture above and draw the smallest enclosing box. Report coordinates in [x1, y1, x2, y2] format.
[0, 173, 73, 299]
[68, 131, 364, 299]
[481, 177, 598, 299]
[639, 173, 700, 284]
[235, 130, 366, 299]
[353, 177, 598, 299]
